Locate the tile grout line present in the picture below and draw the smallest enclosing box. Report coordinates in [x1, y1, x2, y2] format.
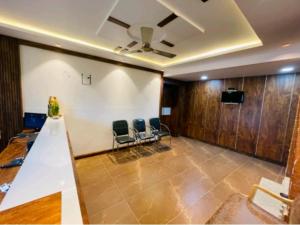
[165, 138, 252, 224]
[78, 137, 283, 224]
[165, 151, 250, 224]
[101, 152, 142, 224]
[102, 140, 212, 224]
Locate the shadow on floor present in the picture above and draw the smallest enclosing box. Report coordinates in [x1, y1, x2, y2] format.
[109, 142, 171, 164]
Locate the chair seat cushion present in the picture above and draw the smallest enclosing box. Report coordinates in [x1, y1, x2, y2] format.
[206, 193, 284, 224]
[138, 133, 154, 140]
[153, 130, 169, 137]
[116, 136, 135, 144]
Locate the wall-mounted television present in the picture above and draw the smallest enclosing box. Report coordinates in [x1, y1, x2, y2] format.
[221, 90, 244, 104]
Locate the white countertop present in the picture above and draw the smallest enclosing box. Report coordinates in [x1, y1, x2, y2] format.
[0, 117, 83, 224]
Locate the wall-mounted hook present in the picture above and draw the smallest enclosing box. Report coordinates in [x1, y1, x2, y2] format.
[81, 73, 92, 85]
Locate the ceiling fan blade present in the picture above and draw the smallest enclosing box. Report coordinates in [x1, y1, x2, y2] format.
[107, 16, 130, 29]
[127, 41, 138, 48]
[114, 46, 123, 52]
[160, 40, 175, 47]
[119, 48, 129, 54]
[157, 13, 178, 27]
[153, 49, 176, 58]
[141, 27, 153, 44]
[128, 49, 143, 54]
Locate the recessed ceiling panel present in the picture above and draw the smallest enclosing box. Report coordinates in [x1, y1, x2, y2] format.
[0, 0, 116, 45]
[0, 0, 262, 67]
[110, 0, 171, 27]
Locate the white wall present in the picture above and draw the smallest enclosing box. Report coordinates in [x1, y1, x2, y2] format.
[20, 46, 161, 156]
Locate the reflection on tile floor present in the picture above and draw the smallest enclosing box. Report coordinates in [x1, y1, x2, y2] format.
[75, 137, 285, 224]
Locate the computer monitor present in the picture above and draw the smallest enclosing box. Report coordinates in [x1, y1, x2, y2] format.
[23, 112, 47, 131]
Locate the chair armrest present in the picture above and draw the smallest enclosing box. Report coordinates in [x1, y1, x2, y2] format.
[146, 125, 153, 130]
[129, 128, 138, 139]
[248, 184, 294, 206]
[160, 123, 171, 134]
[146, 125, 155, 135]
[148, 125, 157, 132]
[113, 130, 118, 138]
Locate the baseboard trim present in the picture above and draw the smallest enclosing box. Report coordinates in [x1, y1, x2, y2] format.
[74, 141, 156, 160]
[180, 135, 284, 166]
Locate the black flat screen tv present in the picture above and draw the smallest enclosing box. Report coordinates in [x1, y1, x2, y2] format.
[221, 90, 244, 104]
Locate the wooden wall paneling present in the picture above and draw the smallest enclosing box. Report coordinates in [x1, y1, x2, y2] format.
[179, 73, 299, 164]
[181, 84, 190, 136]
[193, 82, 208, 140]
[288, 96, 300, 199]
[190, 82, 200, 139]
[0, 36, 23, 151]
[184, 83, 196, 137]
[256, 74, 295, 163]
[203, 80, 224, 144]
[283, 74, 300, 169]
[188, 83, 199, 138]
[286, 95, 300, 177]
[236, 76, 266, 155]
[177, 84, 186, 136]
[218, 78, 244, 149]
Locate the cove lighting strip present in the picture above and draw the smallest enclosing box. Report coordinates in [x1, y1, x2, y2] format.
[0, 16, 262, 67]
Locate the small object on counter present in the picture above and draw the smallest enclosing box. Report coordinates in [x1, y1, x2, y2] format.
[0, 157, 24, 169]
[0, 183, 11, 193]
[48, 96, 61, 118]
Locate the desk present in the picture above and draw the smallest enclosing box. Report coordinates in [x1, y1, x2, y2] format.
[0, 117, 85, 224]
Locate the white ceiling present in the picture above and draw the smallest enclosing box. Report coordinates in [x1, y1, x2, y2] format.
[0, 0, 299, 80]
[165, 0, 300, 79]
[174, 58, 300, 81]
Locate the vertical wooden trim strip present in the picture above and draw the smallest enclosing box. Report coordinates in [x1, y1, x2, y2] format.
[285, 96, 300, 175]
[234, 76, 245, 149]
[159, 75, 164, 117]
[217, 79, 225, 144]
[281, 74, 297, 162]
[255, 75, 268, 155]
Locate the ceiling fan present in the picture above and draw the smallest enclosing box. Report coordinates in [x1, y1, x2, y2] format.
[121, 27, 176, 58]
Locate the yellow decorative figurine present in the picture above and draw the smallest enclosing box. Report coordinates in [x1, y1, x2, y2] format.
[48, 96, 60, 118]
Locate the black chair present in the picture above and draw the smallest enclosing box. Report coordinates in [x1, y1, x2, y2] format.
[149, 117, 171, 146]
[133, 119, 155, 148]
[112, 120, 136, 152]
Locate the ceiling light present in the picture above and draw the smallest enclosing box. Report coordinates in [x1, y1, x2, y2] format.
[201, 75, 208, 80]
[281, 43, 291, 48]
[280, 66, 294, 73]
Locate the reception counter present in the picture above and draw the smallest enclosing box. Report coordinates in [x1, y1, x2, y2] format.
[0, 117, 85, 224]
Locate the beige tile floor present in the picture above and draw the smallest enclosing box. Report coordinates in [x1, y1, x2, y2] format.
[75, 137, 285, 224]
